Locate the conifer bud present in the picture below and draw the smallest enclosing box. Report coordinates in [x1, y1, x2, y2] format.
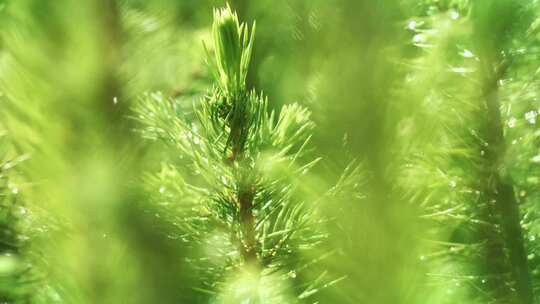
[212, 4, 255, 96]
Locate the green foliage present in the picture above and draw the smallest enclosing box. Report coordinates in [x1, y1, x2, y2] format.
[400, 1, 540, 303]
[0, 131, 34, 303]
[209, 5, 255, 97]
[134, 5, 335, 303]
[1, 0, 540, 303]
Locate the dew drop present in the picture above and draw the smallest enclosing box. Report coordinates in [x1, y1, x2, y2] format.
[507, 117, 517, 128]
[159, 186, 166, 193]
[449, 180, 457, 188]
[413, 34, 427, 44]
[407, 20, 418, 30]
[461, 49, 474, 58]
[525, 111, 538, 124]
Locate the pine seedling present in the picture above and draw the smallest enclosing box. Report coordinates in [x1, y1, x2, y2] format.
[135, 5, 334, 303]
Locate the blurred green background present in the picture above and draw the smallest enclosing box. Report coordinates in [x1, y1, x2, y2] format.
[1, 0, 540, 303]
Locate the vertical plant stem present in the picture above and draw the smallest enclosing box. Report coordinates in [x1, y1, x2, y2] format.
[483, 63, 534, 304]
[238, 182, 257, 264]
[96, 0, 126, 127]
[229, 118, 258, 265]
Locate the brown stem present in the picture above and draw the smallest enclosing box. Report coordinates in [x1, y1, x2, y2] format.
[238, 185, 257, 264]
[225, 93, 258, 265]
[226, 120, 257, 265]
